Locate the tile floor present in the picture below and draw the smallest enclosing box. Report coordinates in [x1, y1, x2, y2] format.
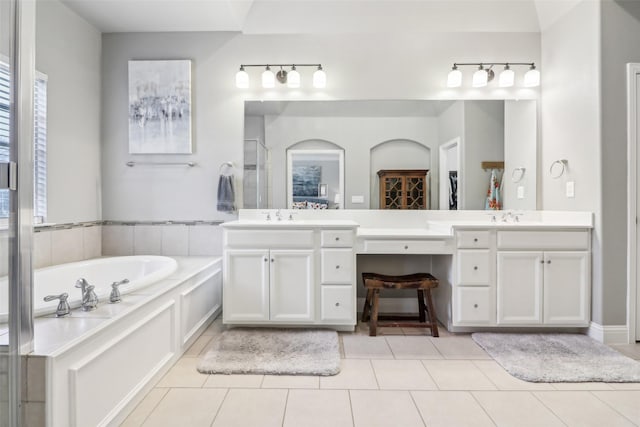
[121, 317, 640, 427]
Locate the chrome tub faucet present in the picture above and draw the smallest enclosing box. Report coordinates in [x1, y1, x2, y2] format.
[109, 279, 129, 303]
[43, 293, 71, 317]
[75, 278, 99, 311]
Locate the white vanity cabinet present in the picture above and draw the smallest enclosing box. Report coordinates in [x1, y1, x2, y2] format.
[222, 224, 357, 328]
[496, 231, 590, 327]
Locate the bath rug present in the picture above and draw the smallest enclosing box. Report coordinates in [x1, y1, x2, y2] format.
[472, 332, 640, 382]
[198, 328, 341, 376]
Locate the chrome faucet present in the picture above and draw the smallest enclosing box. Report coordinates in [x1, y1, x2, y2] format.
[109, 278, 130, 303]
[75, 278, 98, 311]
[275, 209, 282, 221]
[43, 293, 71, 317]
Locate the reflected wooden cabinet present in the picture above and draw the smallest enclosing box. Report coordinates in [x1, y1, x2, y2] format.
[378, 169, 429, 209]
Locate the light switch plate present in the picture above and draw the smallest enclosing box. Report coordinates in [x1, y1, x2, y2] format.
[566, 181, 575, 198]
[517, 186, 524, 199]
[351, 195, 364, 204]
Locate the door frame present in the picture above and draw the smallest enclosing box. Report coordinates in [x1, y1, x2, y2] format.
[439, 137, 462, 210]
[627, 63, 640, 343]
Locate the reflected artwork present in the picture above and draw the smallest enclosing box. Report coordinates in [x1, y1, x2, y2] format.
[128, 60, 192, 154]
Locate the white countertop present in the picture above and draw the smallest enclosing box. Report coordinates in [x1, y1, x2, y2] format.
[357, 227, 453, 239]
[222, 219, 359, 229]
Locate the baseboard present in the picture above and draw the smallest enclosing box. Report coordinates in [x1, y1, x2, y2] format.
[356, 297, 418, 314]
[587, 322, 629, 344]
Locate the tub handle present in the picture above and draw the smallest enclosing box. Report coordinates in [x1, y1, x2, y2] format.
[109, 278, 130, 304]
[44, 293, 71, 317]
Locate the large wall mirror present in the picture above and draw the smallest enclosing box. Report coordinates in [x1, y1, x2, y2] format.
[244, 99, 537, 210]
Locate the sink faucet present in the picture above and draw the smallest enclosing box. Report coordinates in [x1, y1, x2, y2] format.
[43, 293, 71, 317]
[109, 278, 129, 303]
[75, 278, 99, 311]
[275, 209, 282, 221]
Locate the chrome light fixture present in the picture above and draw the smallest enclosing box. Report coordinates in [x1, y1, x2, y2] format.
[447, 62, 539, 88]
[234, 63, 325, 89]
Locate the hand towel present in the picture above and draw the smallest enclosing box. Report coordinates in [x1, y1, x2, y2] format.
[217, 174, 236, 213]
[485, 168, 502, 210]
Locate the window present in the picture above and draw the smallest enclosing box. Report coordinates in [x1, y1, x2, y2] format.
[0, 63, 47, 221]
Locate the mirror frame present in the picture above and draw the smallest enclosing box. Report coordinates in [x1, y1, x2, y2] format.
[286, 149, 345, 209]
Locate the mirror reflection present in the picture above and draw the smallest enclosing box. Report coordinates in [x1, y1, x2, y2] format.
[243, 99, 537, 210]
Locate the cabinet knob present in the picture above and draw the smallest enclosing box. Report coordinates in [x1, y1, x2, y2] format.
[474, 304, 478, 308]
[547, 260, 551, 264]
[473, 266, 478, 270]
[335, 265, 340, 269]
[264, 258, 268, 262]
[473, 238, 478, 242]
[271, 258, 274, 263]
[335, 237, 340, 241]
[335, 302, 340, 307]
[404, 245, 409, 249]
[540, 260, 545, 264]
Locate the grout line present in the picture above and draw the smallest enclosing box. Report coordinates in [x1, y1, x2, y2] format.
[530, 391, 570, 427]
[281, 389, 290, 427]
[209, 388, 230, 427]
[407, 390, 428, 427]
[135, 387, 170, 426]
[588, 390, 639, 426]
[368, 359, 381, 390]
[468, 391, 499, 427]
[471, 359, 500, 389]
[347, 390, 357, 427]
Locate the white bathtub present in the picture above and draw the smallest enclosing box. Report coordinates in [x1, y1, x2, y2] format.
[0, 255, 178, 321]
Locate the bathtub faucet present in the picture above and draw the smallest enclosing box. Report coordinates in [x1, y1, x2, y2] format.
[109, 279, 130, 303]
[43, 293, 71, 317]
[75, 278, 99, 311]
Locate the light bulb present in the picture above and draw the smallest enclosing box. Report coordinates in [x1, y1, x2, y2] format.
[524, 65, 540, 87]
[262, 66, 275, 88]
[235, 66, 249, 89]
[288, 66, 301, 88]
[472, 66, 488, 88]
[313, 65, 326, 89]
[498, 65, 515, 88]
[447, 66, 462, 88]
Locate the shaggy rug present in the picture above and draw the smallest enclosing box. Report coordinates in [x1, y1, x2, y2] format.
[472, 332, 640, 383]
[197, 328, 341, 376]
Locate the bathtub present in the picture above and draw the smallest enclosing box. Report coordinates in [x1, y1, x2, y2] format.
[0, 255, 177, 321]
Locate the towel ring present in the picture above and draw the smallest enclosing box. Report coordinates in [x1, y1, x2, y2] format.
[219, 161, 234, 176]
[549, 159, 568, 179]
[511, 167, 525, 183]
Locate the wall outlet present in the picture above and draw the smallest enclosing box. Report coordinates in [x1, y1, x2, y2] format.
[517, 186, 525, 199]
[351, 195, 364, 204]
[566, 181, 575, 198]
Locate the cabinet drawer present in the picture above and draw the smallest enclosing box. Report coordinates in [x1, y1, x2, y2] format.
[454, 287, 492, 325]
[363, 239, 449, 254]
[321, 286, 354, 321]
[225, 230, 314, 248]
[456, 250, 490, 285]
[456, 230, 490, 248]
[321, 249, 353, 284]
[497, 231, 589, 250]
[321, 230, 354, 247]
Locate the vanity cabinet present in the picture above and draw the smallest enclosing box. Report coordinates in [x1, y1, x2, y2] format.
[496, 230, 590, 327]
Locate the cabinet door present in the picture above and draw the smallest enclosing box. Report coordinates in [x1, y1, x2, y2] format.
[543, 252, 590, 325]
[269, 250, 314, 322]
[497, 251, 543, 324]
[224, 249, 270, 321]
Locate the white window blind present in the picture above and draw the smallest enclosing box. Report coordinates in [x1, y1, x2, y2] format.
[0, 63, 47, 220]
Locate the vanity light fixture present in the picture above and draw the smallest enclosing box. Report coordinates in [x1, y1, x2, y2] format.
[447, 62, 540, 88]
[235, 63, 326, 89]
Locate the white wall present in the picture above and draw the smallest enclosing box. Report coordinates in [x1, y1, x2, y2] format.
[37, 0, 102, 223]
[101, 31, 540, 221]
[540, 0, 603, 322]
[503, 100, 537, 210]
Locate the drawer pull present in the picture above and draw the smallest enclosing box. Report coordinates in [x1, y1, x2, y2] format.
[474, 304, 478, 308]
[271, 258, 274, 263]
[335, 302, 340, 307]
[473, 238, 478, 242]
[264, 258, 268, 262]
[335, 265, 340, 269]
[540, 260, 545, 264]
[404, 245, 409, 249]
[335, 237, 340, 241]
[547, 260, 551, 264]
[473, 266, 478, 270]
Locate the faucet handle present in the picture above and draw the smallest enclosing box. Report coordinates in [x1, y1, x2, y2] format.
[75, 278, 89, 289]
[109, 279, 129, 303]
[44, 293, 71, 317]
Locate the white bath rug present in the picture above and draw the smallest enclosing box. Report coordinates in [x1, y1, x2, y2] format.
[197, 328, 341, 376]
[472, 332, 640, 383]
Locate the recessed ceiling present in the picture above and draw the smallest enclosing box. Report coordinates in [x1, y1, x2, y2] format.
[59, 0, 583, 34]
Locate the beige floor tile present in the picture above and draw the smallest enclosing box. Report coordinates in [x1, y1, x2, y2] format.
[183, 335, 213, 357]
[592, 391, 640, 424]
[261, 375, 319, 389]
[411, 391, 495, 427]
[610, 344, 640, 360]
[211, 389, 287, 427]
[534, 391, 636, 427]
[320, 359, 378, 390]
[473, 391, 564, 427]
[423, 360, 497, 390]
[201, 319, 226, 337]
[430, 336, 491, 359]
[403, 323, 452, 337]
[376, 326, 405, 335]
[552, 382, 614, 390]
[371, 359, 437, 390]
[350, 390, 424, 427]
[203, 374, 264, 388]
[142, 388, 227, 427]
[156, 358, 207, 388]
[473, 361, 555, 390]
[385, 336, 443, 359]
[342, 335, 394, 359]
[608, 382, 640, 390]
[283, 389, 353, 427]
[121, 388, 169, 427]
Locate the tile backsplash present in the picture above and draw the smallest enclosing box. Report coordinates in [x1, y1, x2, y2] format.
[34, 225, 103, 269]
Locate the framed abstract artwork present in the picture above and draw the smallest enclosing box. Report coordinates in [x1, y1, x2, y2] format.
[128, 60, 192, 154]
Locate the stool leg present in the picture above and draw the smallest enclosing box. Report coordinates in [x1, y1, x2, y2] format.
[362, 288, 373, 322]
[370, 289, 380, 337]
[424, 289, 439, 337]
[417, 289, 426, 323]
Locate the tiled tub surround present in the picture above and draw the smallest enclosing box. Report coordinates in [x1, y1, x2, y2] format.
[2, 257, 222, 427]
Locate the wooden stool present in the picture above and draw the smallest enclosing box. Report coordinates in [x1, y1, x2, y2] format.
[361, 272, 439, 337]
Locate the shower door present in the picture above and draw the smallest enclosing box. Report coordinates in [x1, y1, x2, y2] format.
[0, 0, 36, 426]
